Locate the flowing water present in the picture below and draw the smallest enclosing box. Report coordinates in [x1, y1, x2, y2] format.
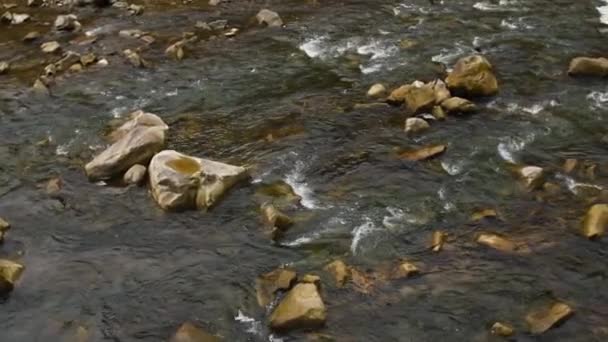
[1, 0, 608, 341]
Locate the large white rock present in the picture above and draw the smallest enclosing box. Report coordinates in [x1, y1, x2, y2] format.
[85, 111, 168, 181]
[148, 150, 249, 211]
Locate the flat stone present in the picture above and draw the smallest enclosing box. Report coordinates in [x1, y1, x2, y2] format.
[476, 233, 516, 252]
[526, 302, 573, 334]
[568, 57, 608, 77]
[491, 322, 514, 337]
[170, 322, 221, 342]
[582, 204, 608, 239]
[398, 144, 446, 161]
[41, 41, 62, 54]
[255, 268, 297, 307]
[324, 260, 349, 287]
[0, 259, 24, 284]
[440, 97, 477, 114]
[269, 283, 326, 331]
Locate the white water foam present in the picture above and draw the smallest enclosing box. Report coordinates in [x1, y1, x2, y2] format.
[235, 310, 263, 335]
[438, 186, 457, 211]
[351, 217, 378, 255]
[587, 90, 608, 109]
[497, 133, 535, 163]
[473, 0, 520, 11]
[284, 160, 322, 209]
[598, 1, 608, 24]
[556, 174, 604, 195]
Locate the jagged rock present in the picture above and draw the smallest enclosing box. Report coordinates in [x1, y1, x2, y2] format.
[568, 57, 608, 77]
[269, 283, 326, 331]
[41, 41, 61, 54]
[430, 231, 446, 252]
[582, 204, 608, 239]
[23, 31, 41, 42]
[54, 14, 80, 31]
[261, 203, 293, 240]
[446, 55, 498, 97]
[391, 261, 419, 279]
[398, 144, 446, 161]
[123, 164, 147, 185]
[404, 84, 436, 114]
[85, 113, 168, 181]
[476, 233, 516, 252]
[148, 150, 249, 211]
[404, 117, 430, 134]
[526, 302, 573, 334]
[440, 97, 477, 114]
[516, 165, 545, 190]
[255, 268, 297, 307]
[367, 83, 386, 98]
[324, 260, 349, 287]
[0, 259, 24, 284]
[170, 322, 221, 342]
[0, 61, 8, 74]
[256, 9, 283, 27]
[491, 322, 514, 337]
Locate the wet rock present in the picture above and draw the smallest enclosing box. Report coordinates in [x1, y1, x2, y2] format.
[69, 63, 83, 73]
[119, 29, 147, 39]
[123, 164, 147, 185]
[491, 322, 514, 337]
[526, 302, 573, 334]
[471, 208, 497, 221]
[261, 203, 293, 240]
[301, 274, 321, 288]
[97, 58, 109, 67]
[27, 0, 43, 6]
[0, 217, 9, 243]
[2, 12, 30, 25]
[568, 57, 608, 77]
[391, 261, 419, 279]
[324, 260, 349, 287]
[432, 79, 451, 103]
[166, 42, 185, 61]
[255, 181, 301, 204]
[367, 83, 386, 98]
[109, 110, 169, 142]
[23, 31, 41, 42]
[54, 15, 80, 31]
[387, 84, 411, 104]
[55, 51, 81, 72]
[209, 0, 222, 5]
[516, 165, 545, 190]
[149, 150, 249, 211]
[170, 322, 221, 342]
[476, 233, 516, 252]
[46, 177, 63, 196]
[80, 53, 97, 67]
[32, 78, 50, 94]
[440, 97, 477, 114]
[0, 259, 24, 284]
[582, 204, 608, 239]
[269, 283, 326, 331]
[255, 268, 297, 307]
[446, 55, 498, 97]
[85, 115, 168, 181]
[41, 41, 61, 54]
[430, 230, 446, 252]
[256, 9, 283, 27]
[0, 62, 9, 74]
[208, 20, 227, 31]
[128, 4, 144, 15]
[224, 28, 239, 37]
[404, 117, 430, 134]
[398, 144, 447, 161]
[432, 105, 446, 120]
[123, 49, 148, 68]
[402, 83, 436, 114]
[563, 158, 578, 173]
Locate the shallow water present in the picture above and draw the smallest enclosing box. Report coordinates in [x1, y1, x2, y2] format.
[1, 0, 608, 341]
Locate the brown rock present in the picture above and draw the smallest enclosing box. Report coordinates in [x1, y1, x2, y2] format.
[324, 260, 349, 287]
[563, 158, 578, 173]
[446, 55, 498, 97]
[432, 105, 446, 120]
[80, 53, 97, 67]
[269, 283, 326, 331]
[261, 203, 293, 240]
[568, 57, 608, 77]
[403, 84, 436, 114]
[391, 261, 419, 279]
[525, 302, 573, 334]
[387, 84, 412, 104]
[440, 97, 477, 114]
[0, 259, 24, 284]
[430, 230, 446, 252]
[46, 177, 63, 196]
[123, 164, 147, 185]
[582, 204, 608, 239]
[23, 31, 41, 42]
[471, 208, 497, 221]
[301, 274, 321, 288]
[476, 233, 516, 252]
[349, 267, 375, 294]
[398, 144, 447, 161]
[171, 322, 221, 342]
[404, 117, 430, 134]
[256, 268, 297, 307]
[491, 322, 514, 337]
[41, 41, 61, 54]
[256, 9, 283, 27]
[516, 165, 545, 190]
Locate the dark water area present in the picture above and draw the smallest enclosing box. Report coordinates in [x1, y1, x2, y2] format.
[1, 0, 608, 341]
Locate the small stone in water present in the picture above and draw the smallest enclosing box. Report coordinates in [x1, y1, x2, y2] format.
[324, 260, 349, 287]
[261, 203, 293, 240]
[32, 78, 50, 94]
[208, 20, 227, 30]
[430, 231, 446, 252]
[0, 217, 9, 231]
[208, 0, 222, 5]
[54, 14, 80, 31]
[128, 4, 144, 15]
[41, 41, 61, 54]
[399, 144, 447, 161]
[0, 61, 9, 74]
[526, 302, 573, 334]
[97, 58, 109, 67]
[255, 267, 297, 307]
[563, 158, 578, 173]
[123, 49, 148, 68]
[441, 96, 477, 114]
[0, 259, 24, 284]
[23, 31, 41, 42]
[432, 105, 446, 120]
[10, 13, 30, 24]
[367, 83, 386, 98]
[582, 203, 608, 239]
[170, 322, 221, 342]
[476, 233, 516, 252]
[224, 28, 238, 37]
[404, 117, 430, 134]
[256, 9, 283, 27]
[301, 274, 321, 288]
[471, 208, 497, 221]
[269, 283, 326, 331]
[69, 63, 83, 73]
[45, 177, 63, 196]
[80, 53, 97, 67]
[517, 165, 545, 190]
[391, 261, 419, 279]
[491, 322, 514, 337]
[123, 164, 147, 185]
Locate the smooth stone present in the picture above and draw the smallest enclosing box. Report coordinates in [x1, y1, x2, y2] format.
[45, 177, 63, 196]
[108, 110, 168, 142]
[166, 42, 185, 61]
[563, 158, 578, 173]
[41, 41, 61, 54]
[568, 57, 608, 77]
[391, 261, 420, 279]
[0, 61, 9, 74]
[170, 322, 221, 342]
[404, 117, 430, 134]
[446, 55, 498, 97]
[32, 78, 50, 94]
[0, 259, 24, 284]
[367, 83, 386, 98]
[54, 14, 80, 31]
[440, 97, 477, 114]
[255, 268, 297, 307]
[123, 164, 147, 185]
[398, 144, 447, 161]
[517, 165, 545, 190]
[23, 31, 41, 42]
[491, 322, 514, 337]
[261, 203, 293, 240]
[80, 53, 97, 67]
[256, 9, 283, 27]
[128, 4, 144, 15]
[582, 204, 608, 239]
[148, 150, 249, 211]
[269, 283, 326, 331]
[324, 260, 349, 287]
[69, 63, 83, 73]
[526, 302, 573, 334]
[476, 233, 516, 252]
[430, 231, 446, 252]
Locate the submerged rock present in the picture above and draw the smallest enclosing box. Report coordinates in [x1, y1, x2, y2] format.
[582, 204, 608, 239]
[148, 150, 249, 211]
[568, 57, 608, 77]
[32, 78, 50, 94]
[367, 83, 386, 98]
[398, 144, 447, 161]
[563, 158, 578, 174]
[256, 9, 283, 27]
[0, 259, 24, 284]
[269, 283, 326, 331]
[86, 113, 168, 181]
[170, 322, 221, 342]
[476, 233, 516, 252]
[491, 322, 514, 337]
[166, 42, 185, 61]
[404, 117, 430, 134]
[440, 97, 477, 114]
[446, 55, 498, 97]
[123, 164, 147, 185]
[431, 79, 451, 103]
[255, 181, 301, 204]
[324, 260, 349, 287]
[261, 203, 293, 240]
[526, 302, 573, 334]
[256, 268, 297, 307]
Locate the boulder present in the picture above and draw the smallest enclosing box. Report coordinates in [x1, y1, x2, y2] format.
[367, 83, 386, 98]
[446, 55, 498, 97]
[261, 203, 293, 240]
[403, 83, 436, 114]
[404, 117, 430, 134]
[476, 233, 516, 252]
[491, 322, 514, 337]
[148, 150, 249, 211]
[526, 302, 573, 335]
[398, 144, 447, 161]
[108, 110, 168, 142]
[170, 322, 221, 342]
[269, 283, 326, 331]
[568, 57, 608, 77]
[124, 164, 147, 185]
[85, 114, 168, 181]
[324, 260, 349, 287]
[0, 259, 24, 284]
[391, 261, 419, 279]
[256, 9, 283, 27]
[440, 97, 477, 114]
[255, 268, 297, 307]
[582, 204, 608, 239]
